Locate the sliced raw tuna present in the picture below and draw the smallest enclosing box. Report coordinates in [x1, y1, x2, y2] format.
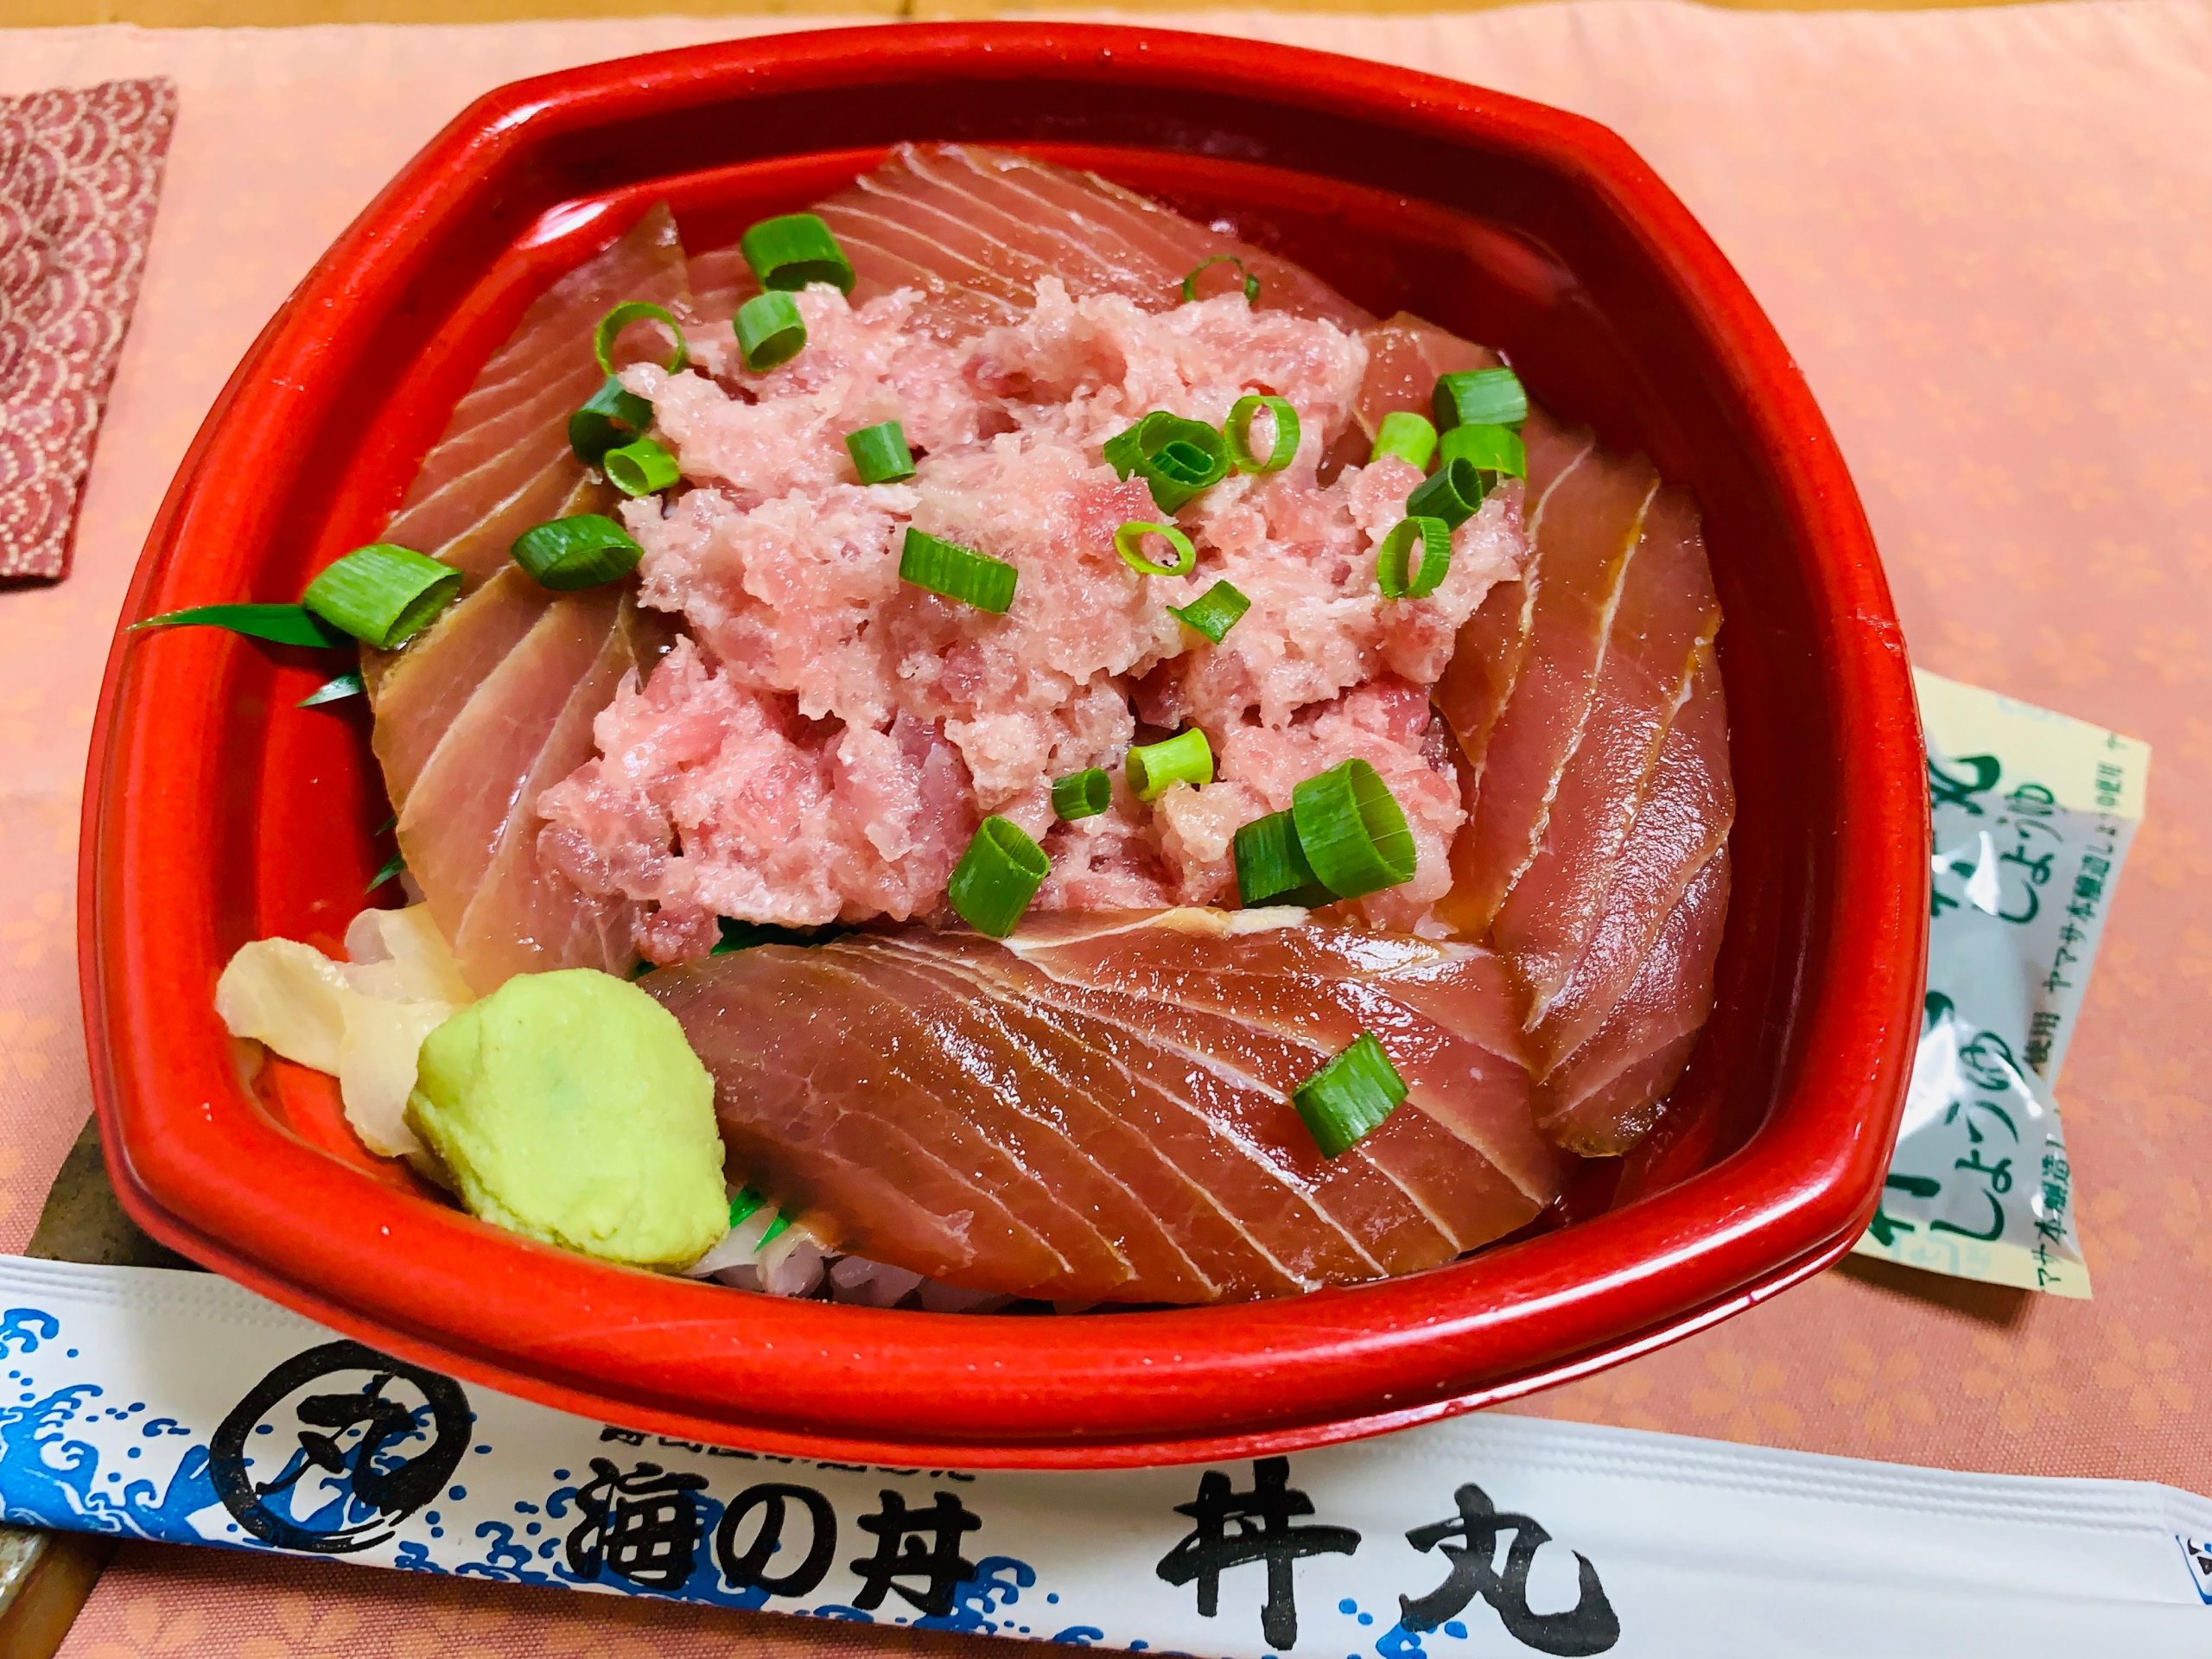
[1486, 483, 1721, 1024]
[1537, 847, 1729, 1155]
[1446, 445, 1658, 934]
[1529, 647, 1734, 1077]
[1358, 309, 1732, 1150]
[365, 208, 695, 988]
[647, 910, 1570, 1304]
[817, 143, 1372, 340]
[377, 206, 688, 588]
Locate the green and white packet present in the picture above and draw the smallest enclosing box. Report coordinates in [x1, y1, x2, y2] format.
[1853, 671, 2149, 1297]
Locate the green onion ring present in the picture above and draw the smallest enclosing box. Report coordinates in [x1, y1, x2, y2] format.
[947, 815, 1051, 938]
[568, 374, 654, 465]
[899, 527, 1018, 613]
[846, 419, 916, 484]
[1233, 809, 1332, 908]
[511, 514, 645, 591]
[1405, 455, 1487, 529]
[1168, 579, 1251, 644]
[741, 213, 857, 295]
[1439, 421, 1528, 481]
[593, 302, 689, 376]
[1291, 757, 1417, 899]
[1376, 516, 1452, 601]
[1052, 768, 1113, 821]
[1432, 365, 1529, 432]
[1102, 410, 1231, 512]
[1226, 394, 1300, 474]
[1114, 519, 1198, 578]
[1369, 410, 1440, 471]
[1292, 1032, 1408, 1158]
[602, 435, 682, 497]
[1127, 728, 1214, 802]
[734, 290, 807, 372]
[301, 543, 462, 650]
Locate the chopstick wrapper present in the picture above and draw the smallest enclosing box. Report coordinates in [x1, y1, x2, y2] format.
[1851, 671, 2150, 1296]
[0, 78, 175, 582]
[1, 1257, 2207, 1653]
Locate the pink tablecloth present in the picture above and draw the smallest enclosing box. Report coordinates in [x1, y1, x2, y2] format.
[5, 3, 2210, 1652]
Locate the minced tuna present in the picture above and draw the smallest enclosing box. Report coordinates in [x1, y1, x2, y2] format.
[536, 277, 1527, 961]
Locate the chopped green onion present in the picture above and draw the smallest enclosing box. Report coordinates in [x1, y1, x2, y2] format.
[846, 420, 915, 484]
[569, 374, 654, 464]
[734, 290, 806, 372]
[741, 213, 857, 295]
[1114, 519, 1198, 578]
[1052, 768, 1112, 821]
[1101, 410, 1230, 512]
[297, 670, 365, 709]
[1226, 394, 1300, 474]
[602, 435, 680, 497]
[899, 527, 1017, 613]
[1292, 1032, 1408, 1158]
[1405, 455, 1486, 528]
[1432, 366, 1529, 432]
[1439, 421, 1528, 481]
[593, 302, 689, 376]
[130, 603, 344, 648]
[947, 815, 1050, 938]
[1127, 728, 1214, 802]
[511, 514, 644, 591]
[1180, 254, 1261, 306]
[302, 543, 461, 650]
[1376, 516, 1452, 601]
[366, 849, 407, 893]
[1233, 810, 1332, 908]
[1292, 758, 1417, 899]
[760, 1214, 791, 1247]
[1370, 410, 1439, 471]
[1169, 580, 1251, 644]
[728, 1186, 767, 1226]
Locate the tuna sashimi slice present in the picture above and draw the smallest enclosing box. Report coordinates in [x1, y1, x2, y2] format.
[1529, 645, 1734, 1080]
[379, 206, 689, 586]
[1537, 848, 1729, 1155]
[381, 582, 654, 991]
[1487, 483, 1721, 1024]
[647, 909, 1568, 1304]
[1445, 442, 1657, 936]
[814, 144, 1372, 341]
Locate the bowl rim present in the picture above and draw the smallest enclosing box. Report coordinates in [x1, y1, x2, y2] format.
[79, 20, 1927, 1468]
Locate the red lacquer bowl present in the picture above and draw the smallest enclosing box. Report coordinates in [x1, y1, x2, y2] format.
[80, 23, 1926, 1467]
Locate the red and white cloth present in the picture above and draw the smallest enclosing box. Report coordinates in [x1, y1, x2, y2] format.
[0, 77, 174, 582]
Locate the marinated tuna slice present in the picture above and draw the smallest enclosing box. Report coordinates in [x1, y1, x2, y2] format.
[1446, 444, 1658, 935]
[647, 909, 1570, 1304]
[1529, 646, 1734, 1078]
[378, 205, 689, 588]
[1427, 417, 1598, 812]
[816, 143, 1372, 340]
[1487, 484, 1720, 1023]
[385, 584, 656, 988]
[1537, 848, 1729, 1155]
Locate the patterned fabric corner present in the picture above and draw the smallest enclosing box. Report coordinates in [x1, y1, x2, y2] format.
[0, 77, 177, 582]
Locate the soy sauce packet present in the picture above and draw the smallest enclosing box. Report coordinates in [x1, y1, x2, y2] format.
[1852, 671, 2149, 1297]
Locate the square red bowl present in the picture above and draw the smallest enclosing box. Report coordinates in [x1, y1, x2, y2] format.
[80, 23, 1927, 1468]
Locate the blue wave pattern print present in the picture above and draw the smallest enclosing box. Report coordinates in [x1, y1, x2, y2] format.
[0, 1287, 1630, 1658]
[0, 1303, 1066, 1637]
